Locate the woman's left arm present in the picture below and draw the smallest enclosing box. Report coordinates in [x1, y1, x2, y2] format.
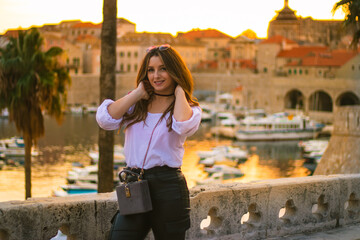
[173, 85, 193, 122]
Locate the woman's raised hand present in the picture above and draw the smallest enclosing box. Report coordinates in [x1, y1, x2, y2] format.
[135, 81, 150, 100]
[174, 84, 185, 98]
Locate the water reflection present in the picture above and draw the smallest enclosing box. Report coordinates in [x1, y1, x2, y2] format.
[0, 115, 312, 201]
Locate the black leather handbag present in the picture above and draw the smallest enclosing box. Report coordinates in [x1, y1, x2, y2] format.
[115, 117, 162, 216]
[116, 169, 152, 215]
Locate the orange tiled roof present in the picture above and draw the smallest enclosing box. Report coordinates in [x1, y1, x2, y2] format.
[4, 30, 21, 38]
[181, 29, 232, 40]
[260, 35, 297, 45]
[75, 34, 99, 41]
[232, 86, 243, 91]
[277, 46, 328, 58]
[223, 59, 256, 69]
[71, 22, 101, 29]
[197, 60, 218, 69]
[286, 50, 358, 67]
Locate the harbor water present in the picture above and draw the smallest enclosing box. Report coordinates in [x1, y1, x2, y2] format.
[0, 113, 314, 202]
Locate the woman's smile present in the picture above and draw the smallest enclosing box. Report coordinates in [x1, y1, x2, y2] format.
[147, 56, 176, 94]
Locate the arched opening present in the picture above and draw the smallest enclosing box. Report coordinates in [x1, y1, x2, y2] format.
[336, 91, 360, 106]
[309, 91, 333, 112]
[284, 89, 304, 110]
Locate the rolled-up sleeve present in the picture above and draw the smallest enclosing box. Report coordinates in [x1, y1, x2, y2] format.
[172, 106, 202, 136]
[96, 99, 122, 131]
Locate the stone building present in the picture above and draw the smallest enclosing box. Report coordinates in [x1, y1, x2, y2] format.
[268, 0, 344, 47]
[179, 28, 232, 61]
[42, 32, 83, 75]
[116, 32, 206, 73]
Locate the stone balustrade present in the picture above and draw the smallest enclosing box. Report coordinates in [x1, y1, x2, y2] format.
[1, 174, 360, 240]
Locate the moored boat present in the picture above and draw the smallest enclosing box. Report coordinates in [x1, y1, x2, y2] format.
[0, 137, 40, 157]
[235, 113, 325, 141]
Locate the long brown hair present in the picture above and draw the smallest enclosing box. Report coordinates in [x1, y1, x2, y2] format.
[120, 45, 199, 131]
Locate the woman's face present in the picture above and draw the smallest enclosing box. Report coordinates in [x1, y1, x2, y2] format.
[147, 56, 176, 94]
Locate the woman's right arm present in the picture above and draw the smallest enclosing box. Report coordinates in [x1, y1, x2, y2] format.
[96, 82, 149, 130]
[108, 81, 149, 119]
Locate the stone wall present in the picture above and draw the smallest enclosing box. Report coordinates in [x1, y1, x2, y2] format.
[68, 73, 359, 123]
[1, 174, 360, 240]
[314, 106, 360, 175]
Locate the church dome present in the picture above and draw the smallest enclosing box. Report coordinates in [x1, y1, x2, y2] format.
[275, 0, 298, 21]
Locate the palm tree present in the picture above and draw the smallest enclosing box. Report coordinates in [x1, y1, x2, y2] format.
[333, 0, 360, 50]
[98, 0, 117, 193]
[0, 28, 71, 199]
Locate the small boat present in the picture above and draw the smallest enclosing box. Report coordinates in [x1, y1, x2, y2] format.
[299, 139, 328, 153]
[235, 112, 325, 141]
[0, 137, 40, 157]
[204, 164, 244, 179]
[60, 182, 98, 195]
[196, 172, 224, 185]
[197, 145, 248, 162]
[0, 108, 9, 118]
[88, 144, 126, 168]
[299, 139, 328, 163]
[66, 164, 120, 185]
[196, 171, 244, 185]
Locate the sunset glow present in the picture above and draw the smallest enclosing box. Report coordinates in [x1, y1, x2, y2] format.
[0, 0, 345, 38]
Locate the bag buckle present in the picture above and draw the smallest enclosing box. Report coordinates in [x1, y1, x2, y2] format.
[125, 185, 131, 198]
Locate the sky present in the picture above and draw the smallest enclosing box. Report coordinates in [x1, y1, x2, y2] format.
[0, 0, 346, 38]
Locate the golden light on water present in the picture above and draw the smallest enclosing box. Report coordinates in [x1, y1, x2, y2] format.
[0, 137, 312, 202]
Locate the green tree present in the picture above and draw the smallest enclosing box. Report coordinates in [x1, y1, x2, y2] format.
[333, 0, 360, 50]
[0, 28, 71, 199]
[98, 0, 117, 193]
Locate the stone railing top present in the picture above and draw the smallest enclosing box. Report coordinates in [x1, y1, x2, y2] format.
[1, 174, 360, 240]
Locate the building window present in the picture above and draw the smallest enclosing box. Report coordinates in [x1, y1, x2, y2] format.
[294, 69, 297, 74]
[264, 67, 267, 73]
[120, 64, 124, 71]
[299, 69, 302, 75]
[127, 64, 131, 72]
[134, 52, 138, 57]
[134, 64, 138, 72]
[120, 52, 124, 57]
[128, 52, 131, 57]
[352, 65, 355, 71]
[305, 69, 308, 75]
[288, 69, 292, 74]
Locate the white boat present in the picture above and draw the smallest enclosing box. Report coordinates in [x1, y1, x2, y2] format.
[196, 171, 244, 185]
[299, 139, 328, 163]
[197, 145, 248, 162]
[235, 113, 325, 141]
[89, 144, 126, 167]
[0, 108, 9, 118]
[204, 164, 244, 178]
[61, 182, 98, 195]
[66, 164, 120, 185]
[299, 140, 328, 153]
[198, 155, 223, 167]
[0, 137, 40, 157]
[83, 104, 98, 114]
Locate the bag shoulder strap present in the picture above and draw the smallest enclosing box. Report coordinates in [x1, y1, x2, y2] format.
[140, 116, 163, 176]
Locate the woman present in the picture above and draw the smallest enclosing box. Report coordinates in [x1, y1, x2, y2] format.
[96, 44, 201, 240]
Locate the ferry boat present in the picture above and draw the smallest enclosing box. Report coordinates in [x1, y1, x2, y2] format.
[235, 112, 325, 141]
